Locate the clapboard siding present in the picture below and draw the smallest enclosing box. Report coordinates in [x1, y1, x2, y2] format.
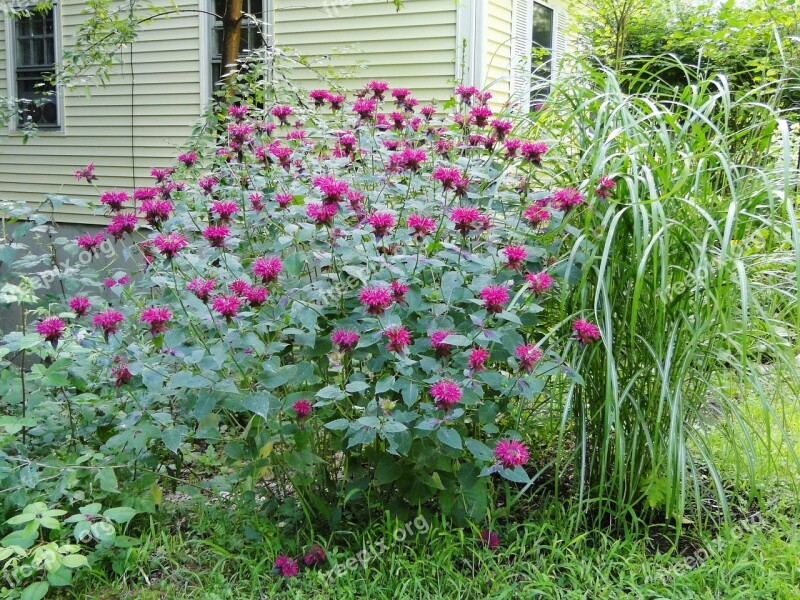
[273, 0, 458, 105]
[485, 0, 513, 108]
[0, 0, 201, 223]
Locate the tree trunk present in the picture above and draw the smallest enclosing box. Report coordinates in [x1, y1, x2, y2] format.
[221, 0, 243, 83]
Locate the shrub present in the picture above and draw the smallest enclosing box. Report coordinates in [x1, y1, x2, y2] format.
[1, 81, 597, 527]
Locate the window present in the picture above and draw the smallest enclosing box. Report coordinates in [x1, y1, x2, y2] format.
[531, 2, 554, 83]
[210, 0, 267, 88]
[10, 4, 60, 130]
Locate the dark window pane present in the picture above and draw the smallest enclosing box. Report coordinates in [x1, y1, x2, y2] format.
[14, 8, 58, 128]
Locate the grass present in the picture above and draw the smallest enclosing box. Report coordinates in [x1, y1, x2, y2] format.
[58, 494, 800, 599]
[48, 368, 798, 600]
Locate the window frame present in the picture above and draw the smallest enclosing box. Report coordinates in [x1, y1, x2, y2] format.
[200, 0, 273, 109]
[4, 1, 64, 134]
[530, 1, 554, 102]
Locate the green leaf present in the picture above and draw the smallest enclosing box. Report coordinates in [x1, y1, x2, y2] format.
[499, 466, 530, 483]
[103, 507, 138, 524]
[21, 582, 49, 600]
[47, 565, 74, 586]
[316, 385, 346, 400]
[345, 381, 370, 393]
[97, 468, 119, 493]
[241, 392, 276, 420]
[162, 428, 184, 454]
[324, 419, 350, 431]
[436, 427, 462, 449]
[465, 438, 494, 461]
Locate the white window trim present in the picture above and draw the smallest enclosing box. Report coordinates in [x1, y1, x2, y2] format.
[4, 0, 65, 135]
[510, 0, 567, 108]
[455, 0, 486, 89]
[199, 0, 274, 110]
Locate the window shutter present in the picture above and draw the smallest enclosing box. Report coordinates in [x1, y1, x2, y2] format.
[510, 0, 532, 104]
[553, 7, 568, 77]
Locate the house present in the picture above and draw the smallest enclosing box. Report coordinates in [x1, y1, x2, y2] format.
[0, 0, 573, 224]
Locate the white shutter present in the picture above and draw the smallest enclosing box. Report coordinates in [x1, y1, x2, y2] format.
[510, 0, 532, 105]
[553, 7, 568, 79]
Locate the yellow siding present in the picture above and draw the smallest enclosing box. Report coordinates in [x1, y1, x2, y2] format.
[485, 0, 513, 109]
[0, 0, 201, 224]
[273, 0, 458, 107]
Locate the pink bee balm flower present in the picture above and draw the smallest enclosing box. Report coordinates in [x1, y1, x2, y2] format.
[397, 147, 426, 171]
[249, 191, 265, 212]
[229, 279, 250, 296]
[112, 361, 132, 387]
[270, 104, 293, 124]
[303, 545, 326, 567]
[384, 325, 413, 352]
[76, 232, 105, 252]
[140, 307, 172, 334]
[187, 277, 216, 302]
[313, 175, 349, 205]
[307, 202, 338, 227]
[133, 187, 158, 201]
[479, 529, 500, 550]
[504, 138, 521, 158]
[525, 271, 553, 297]
[491, 119, 513, 139]
[140, 199, 173, 226]
[36, 316, 65, 344]
[430, 378, 462, 410]
[153, 233, 187, 258]
[367, 80, 389, 99]
[573, 319, 600, 345]
[227, 104, 249, 120]
[391, 87, 411, 103]
[551, 188, 585, 211]
[367, 211, 396, 238]
[332, 329, 359, 352]
[309, 89, 330, 107]
[352, 97, 377, 120]
[212, 295, 241, 319]
[433, 166, 462, 190]
[252, 257, 282, 283]
[515, 344, 542, 372]
[359, 286, 393, 315]
[74, 163, 97, 182]
[93, 309, 125, 337]
[420, 105, 436, 119]
[595, 177, 616, 198]
[406, 214, 436, 241]
[455, 85, 479, 104]
[501, 245, 527, 270]
[177, 151, 198, 167]
[520, 141, 548, 164]
[198, 176, 218, 194]
[479, 285, 509, 313]
[244, 285, 268, 307]
[106, 213, 138, 240]
[99, 190, 129, 211]
[202, 225, 230, 248]
[470, 105, 493, 127]
[273, 555, 298, 578]
[468, 347, 490, 372]
[430, 329, 453, 358]
[524, 204, 551, 228]
[450, 206, 483, 234]
[69, 296, 91, 317]
[494, 438, 529, 468]
[150, 167, 174, 183]
[328, 94, 345, 110]
[292, 399, 312, 419]
[210, 201, 238, 221]
[274, 193, 292, 209]
[390, 280, 408, 304]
